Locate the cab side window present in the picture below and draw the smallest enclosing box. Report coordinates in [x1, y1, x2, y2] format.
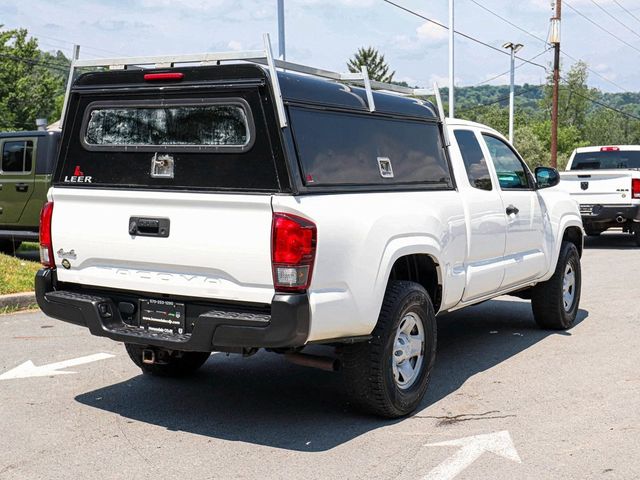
[482, 134, 530, 190]
[1, 140, 33, 173]
[454, 129, 492, 191]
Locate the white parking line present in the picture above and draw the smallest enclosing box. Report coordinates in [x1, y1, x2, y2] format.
[423, 431, 521, 480]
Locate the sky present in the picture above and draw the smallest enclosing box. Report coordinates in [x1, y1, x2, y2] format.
[2, 0, 640, 92]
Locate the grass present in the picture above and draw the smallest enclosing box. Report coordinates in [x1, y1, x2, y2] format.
[0, 243, 41, 295]
[0, 304, 39, 315]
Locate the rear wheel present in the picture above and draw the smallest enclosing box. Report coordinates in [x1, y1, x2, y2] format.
[633, 223, 640, 247]
[531, 241, 581, 329]
[342, 281, 437, 418]
[125, 344, 210, 377]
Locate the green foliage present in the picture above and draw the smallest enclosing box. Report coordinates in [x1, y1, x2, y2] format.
[347, 47, 395, 83]
[0, 26, 68, 131]
[514, 125, 548, 168]
[457, 60, 640, 169]
[541, 61, 595, 130]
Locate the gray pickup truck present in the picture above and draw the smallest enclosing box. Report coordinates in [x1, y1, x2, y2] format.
[0, 130, 60, 253]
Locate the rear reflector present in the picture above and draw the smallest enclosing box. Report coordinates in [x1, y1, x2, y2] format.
[271, 213, 317, 293]
[39, 201, 54, 268]
[600, 146, 620, 152]
[632, 178, 640, 200]
[143, 72, 184, 82]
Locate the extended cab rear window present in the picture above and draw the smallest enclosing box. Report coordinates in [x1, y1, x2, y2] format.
[83, 101, 252, 151]
[571, 151, 640, 170]
[289, 107, 452, 188]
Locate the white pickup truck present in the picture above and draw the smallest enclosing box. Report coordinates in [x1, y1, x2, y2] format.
[560, 145, 640, 244]
[35, 48, 584, 417]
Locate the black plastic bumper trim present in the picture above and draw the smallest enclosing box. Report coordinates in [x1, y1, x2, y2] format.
[35, 269, 310, 351]
[581, 204, 640, 224]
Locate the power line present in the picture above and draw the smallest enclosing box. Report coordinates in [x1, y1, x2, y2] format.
[557, 49, 628, 92]
[382, 0, 547, 71]
[471, 48, 551, 87]
[458, 73, 640, 123]
[25, 31, 124, 56]
[467, 0, 549, 46]
[565, 1, 640, 55]
[467, 0, 628, 92]
[589, 0, 640, 41]
[457, 84, 544, 113]
[0, 52, 69, 73]
[566, 86, 640, 121]
[612, 0, 640, 25]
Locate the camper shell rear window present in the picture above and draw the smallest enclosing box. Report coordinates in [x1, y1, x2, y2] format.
[81, 99, 254, 152]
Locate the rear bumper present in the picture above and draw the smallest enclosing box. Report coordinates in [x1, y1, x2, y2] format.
[580, 204, 640, 225]
[35, 269, 310, 351]
[0, 229, 39, 242]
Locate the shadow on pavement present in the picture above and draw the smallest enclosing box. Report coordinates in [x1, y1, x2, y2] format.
[75, 297, 588, 451]
[424, 298, 588, 407]
[584, 231, 638, 250]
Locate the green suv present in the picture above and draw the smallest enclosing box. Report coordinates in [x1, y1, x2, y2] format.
[0, 130, 60, 254]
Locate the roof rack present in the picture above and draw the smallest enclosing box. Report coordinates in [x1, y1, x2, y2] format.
[60, 34, 445, 133]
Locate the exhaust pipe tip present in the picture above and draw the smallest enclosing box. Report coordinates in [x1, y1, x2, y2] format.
[616, 215, 626, 224]
[285, 352, 341, 372]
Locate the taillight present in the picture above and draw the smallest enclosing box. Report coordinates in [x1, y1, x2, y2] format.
[39, 201, 54, 268]
[632, 178, 640, 200]
[271, 213, 317, 293]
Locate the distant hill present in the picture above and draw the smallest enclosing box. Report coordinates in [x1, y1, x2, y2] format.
[448, 84, 640, 117]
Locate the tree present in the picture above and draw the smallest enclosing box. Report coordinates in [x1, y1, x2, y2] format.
[347, 47, 395, 83]
[514, 125, 548, 168]
[0, 26, 66, 131]
[541, 61, 593, 131]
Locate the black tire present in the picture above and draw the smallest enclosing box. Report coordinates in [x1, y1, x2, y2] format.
[342, 281, 437, 418]
[125, 344, 210, 377]
[633, 223, 640, 247]
[531, 241, 581, 330]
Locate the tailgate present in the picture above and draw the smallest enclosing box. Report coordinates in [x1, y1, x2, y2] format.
[560, 170, 634, 205]
[50, 188, 275, 304]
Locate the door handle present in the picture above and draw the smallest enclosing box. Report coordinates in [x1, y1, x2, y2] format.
[128, 217, 170, 238]
[506, 205, 520, 215]
[15, 183, 29, 193]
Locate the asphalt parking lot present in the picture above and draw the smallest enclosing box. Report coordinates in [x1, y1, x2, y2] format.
[1, 232, 638, 480]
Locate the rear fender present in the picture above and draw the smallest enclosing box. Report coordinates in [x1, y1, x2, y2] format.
[374, 236, 445, 315]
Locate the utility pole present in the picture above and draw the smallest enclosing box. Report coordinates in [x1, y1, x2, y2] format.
[448, 0, 455, 118]
[549, 0, 562, 168]
[277, 0, 286, 60]
[503, 42, 523, 144]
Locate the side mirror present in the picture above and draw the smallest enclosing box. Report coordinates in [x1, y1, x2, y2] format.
[535, 166, 560, 189]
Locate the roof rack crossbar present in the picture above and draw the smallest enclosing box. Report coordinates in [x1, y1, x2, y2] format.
[59, 33, 445, 128]
[72, 50, 266, 69]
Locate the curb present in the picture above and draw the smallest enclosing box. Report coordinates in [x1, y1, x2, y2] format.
[0, 292, 37, 309]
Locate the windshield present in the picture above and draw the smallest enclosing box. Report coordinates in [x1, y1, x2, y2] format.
[571, 150, 640, 170]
